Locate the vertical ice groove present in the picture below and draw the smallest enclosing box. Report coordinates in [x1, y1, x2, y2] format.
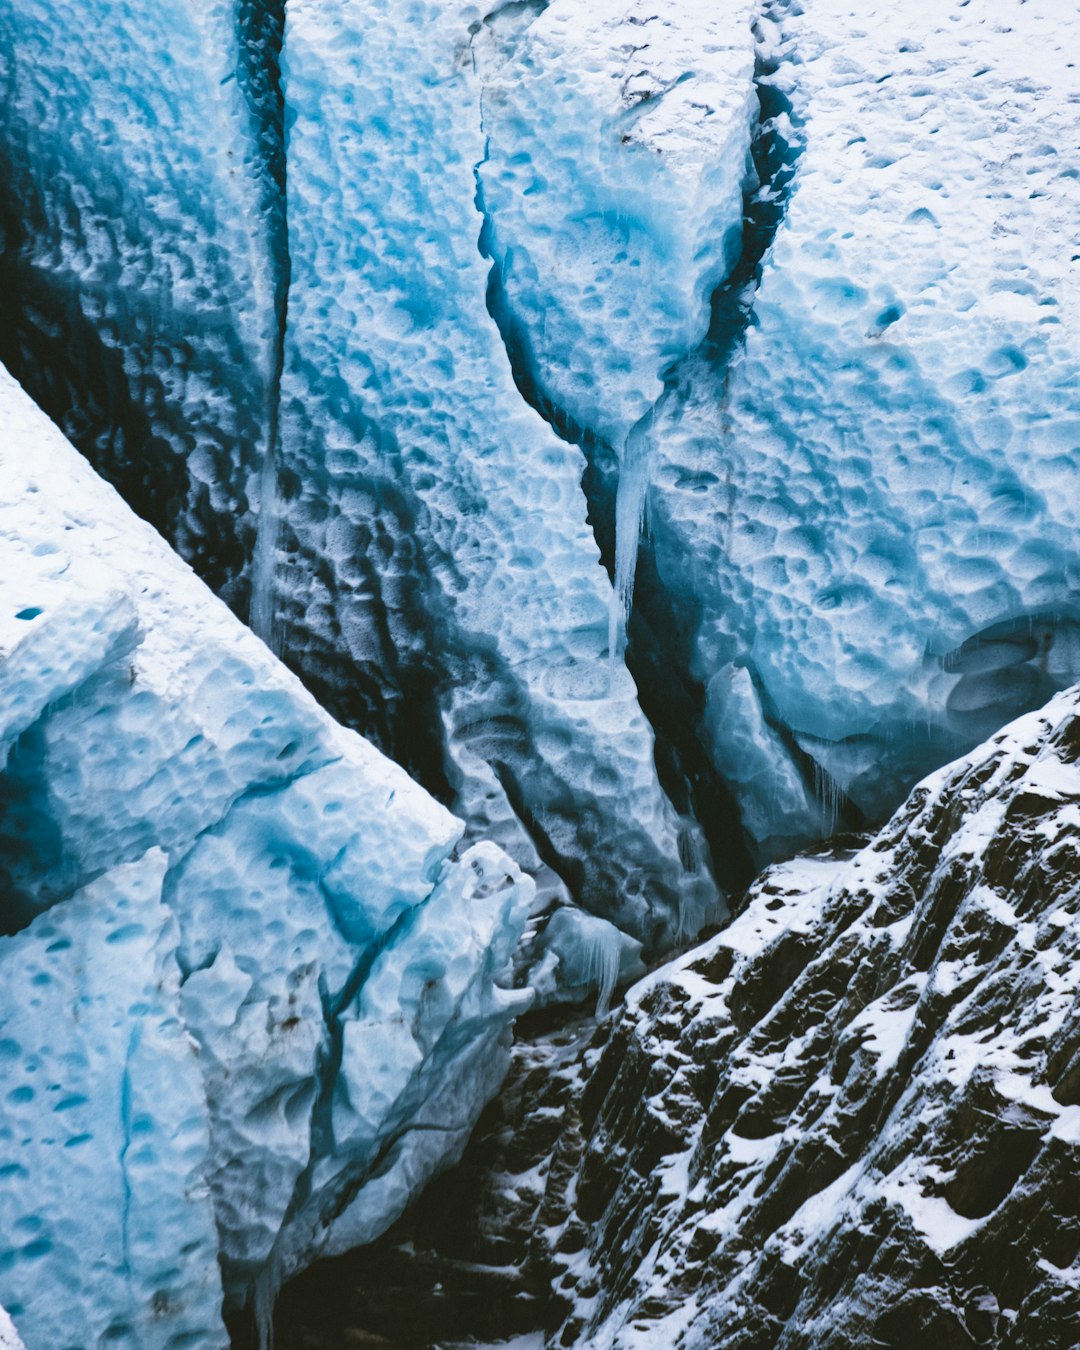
[244, 0, 292, 654]
[471, 0, 775, 880]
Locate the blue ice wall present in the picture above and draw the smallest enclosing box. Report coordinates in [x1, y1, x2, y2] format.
[276, 0, 719, 952]
[638, 0, 1080, 855]
[0, 0, 718, 951]
[0, 0, 281, 602]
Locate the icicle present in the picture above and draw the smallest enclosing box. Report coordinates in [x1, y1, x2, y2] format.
[608, 408, 655, 667]
[583, 920, 622, 1019]
[253, 1246, 283, 1350]
[249, 439, 281, 655]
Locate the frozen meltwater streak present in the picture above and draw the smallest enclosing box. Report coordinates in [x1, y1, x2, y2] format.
[0, 364, 532, 1344]
[249, 434, 282, 653]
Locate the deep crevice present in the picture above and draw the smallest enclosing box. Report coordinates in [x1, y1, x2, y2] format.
[240, 0, 292, 651]
[473, 8, 812, 896]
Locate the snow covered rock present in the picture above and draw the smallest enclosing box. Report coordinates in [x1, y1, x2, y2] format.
[0, 364, 533, 1336]
[276, 0, 719, 951]
[478, 682, 1080, 1348]
[644, 0, 1080, 855]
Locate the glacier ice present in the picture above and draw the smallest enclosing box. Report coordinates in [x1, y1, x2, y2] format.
[1, 0, 1075, 923]
[0, 364, 533, 1339]
[276, 0, 719, 951]
[0, 0, 281, 604]
[473, 0, 757, 634]
[0, 0, 721, 953]
[0, 852, 227, 1350]
[636, 0, 1080, 853]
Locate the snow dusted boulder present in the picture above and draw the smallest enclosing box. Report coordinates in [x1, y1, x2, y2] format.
[276, 0, 719, 951]
[646, 0, 1080, 855]
[0, 364, 533, 1336]
[0, 853, 226, 1350]
[467, 682, 1080, 1348]
[0, 0, 281, 602]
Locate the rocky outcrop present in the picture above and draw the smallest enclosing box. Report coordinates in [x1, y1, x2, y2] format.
[275, 682, 1080, 1348]
[543, 682, 1080, 1348]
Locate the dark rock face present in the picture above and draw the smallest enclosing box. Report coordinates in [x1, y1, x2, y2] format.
[272, 685, 1080, 1348]
[539, 684, 1080, 1349]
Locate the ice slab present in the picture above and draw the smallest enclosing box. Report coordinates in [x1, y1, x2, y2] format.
[0, 364, 532, 1327]
[0, 852, 227, 1350]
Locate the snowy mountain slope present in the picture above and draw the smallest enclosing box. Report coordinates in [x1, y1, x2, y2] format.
[642, 0, 1080, 857]
[495, 683, 1080, 1348]
[308, 676, 1080, 1349]
[0, 363, 532, 1340]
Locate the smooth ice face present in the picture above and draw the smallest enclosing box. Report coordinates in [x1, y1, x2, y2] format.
[0, 0, 280, 601]
[0, 366, 533, 1328]
[278, 0, 720, 951]
[0, 853, 227, 1350]
[646, 0, 1080, 853]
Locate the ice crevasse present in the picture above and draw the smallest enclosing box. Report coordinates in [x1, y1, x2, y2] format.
[0, 0, 736, 954]
[0, 364, 533, 1348]
[275, 0, 732, 949]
